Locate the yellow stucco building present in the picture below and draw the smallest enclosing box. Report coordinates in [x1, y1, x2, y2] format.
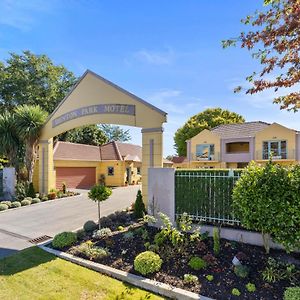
[172, 121, 300, 169]
[36, 70, 168, 205]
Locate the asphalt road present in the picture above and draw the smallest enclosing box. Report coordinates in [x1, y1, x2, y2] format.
[0, 185, 140, 259]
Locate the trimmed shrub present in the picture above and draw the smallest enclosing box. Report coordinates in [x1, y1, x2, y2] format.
[76, 229, 86, 240]
[1, 201, 12, 208]
[0, 204, 9, 211]
[11, 201, 21, 208]
[188, 256, 207, 270]
[246, 283, 256, 293]
[232, 288, 241, 296]
[31, 198, 41, 204]
[21, 199, 31, 206]
[92, 228, 112, 239]
[183, 274, 198, 284]
[52, 232, 77, 250]
[134, 251, 162, 275]
[41, 196, 48, 202]
[233, 161, 300, 253]
[27, 182, 36, 198]
[24, 197, 32, 204]
[234, 265, 250, 278]
[134, 190, 146, 218]
[83, 220, 98, 233]
[284, 287, 300, 300]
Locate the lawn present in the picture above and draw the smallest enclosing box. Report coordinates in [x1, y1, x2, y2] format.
[0, 247, 165, 300]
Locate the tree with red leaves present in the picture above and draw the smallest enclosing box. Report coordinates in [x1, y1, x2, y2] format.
[223, 0, 300, 112]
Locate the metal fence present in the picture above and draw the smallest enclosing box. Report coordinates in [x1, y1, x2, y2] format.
[175, 169, 241, 225]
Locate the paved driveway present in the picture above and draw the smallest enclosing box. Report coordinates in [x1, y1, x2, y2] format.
[0, 185, 140, 259]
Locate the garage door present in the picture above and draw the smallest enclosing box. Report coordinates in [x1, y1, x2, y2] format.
[56, 167, 96, 189]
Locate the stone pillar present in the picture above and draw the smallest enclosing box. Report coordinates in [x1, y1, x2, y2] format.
[39, 138, 55, 194]
[141, 127, 164, 206]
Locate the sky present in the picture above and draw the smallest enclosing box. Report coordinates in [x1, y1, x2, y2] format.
[0, 0, 299, 156]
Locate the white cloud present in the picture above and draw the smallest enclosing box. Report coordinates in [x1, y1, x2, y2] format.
[0, 0, 57, 31]
[132, 47, 175, 65]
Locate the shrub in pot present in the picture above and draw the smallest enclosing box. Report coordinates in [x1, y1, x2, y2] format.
[134, 251, 162, 275]
[52, 232, 77, 250]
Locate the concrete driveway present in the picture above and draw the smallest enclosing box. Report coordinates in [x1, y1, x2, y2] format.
[0, 185, 140, 259]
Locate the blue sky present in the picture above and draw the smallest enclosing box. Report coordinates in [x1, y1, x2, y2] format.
[1, 0, 299, 156]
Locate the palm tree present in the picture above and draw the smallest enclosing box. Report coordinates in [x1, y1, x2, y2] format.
[15, 105, 48, 182]
[0, 112, 21, 170]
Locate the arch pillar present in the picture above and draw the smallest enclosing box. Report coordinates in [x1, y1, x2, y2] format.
[141, 127, 164, 206]
[39, 138, 55, 195]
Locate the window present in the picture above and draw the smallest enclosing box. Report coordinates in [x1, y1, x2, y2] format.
[107, 166, 114, 176]
[196, 144, 215, 160]
[262, 141, 287, 159]
[137, 167, 141, 175]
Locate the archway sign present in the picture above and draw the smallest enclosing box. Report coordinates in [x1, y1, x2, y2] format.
[39, 70, 167, 205]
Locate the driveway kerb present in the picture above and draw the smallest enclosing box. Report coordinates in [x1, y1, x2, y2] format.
[0, 194, 82, 214]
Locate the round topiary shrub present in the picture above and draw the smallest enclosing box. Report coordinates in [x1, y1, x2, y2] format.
[76, 229, 86, 240]
[52, 232, 77, 250]
[1, 201, 12, 208]
[188, 256, 207, 270]
[21, 199, 31, 206]
[24, 197, 32, 204]
[41, 196, 49, 202]
[134, 251, 162, 275]
[11, 201, 21, 208]
[92, 227, 112, 239]
[83, 220, 98, 233]
[284, 287, 300, 300]
[0, 204, 9, 211]
[31, 198, 41, 204]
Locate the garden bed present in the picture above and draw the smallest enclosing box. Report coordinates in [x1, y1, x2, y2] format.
[51, 212, 300, 300]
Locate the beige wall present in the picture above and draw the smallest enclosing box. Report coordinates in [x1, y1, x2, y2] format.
[190, 129, 221, 160]
[255, 123, 296, 161]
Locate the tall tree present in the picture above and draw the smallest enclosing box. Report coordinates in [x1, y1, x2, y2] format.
[58, 125, 108, 146]
[99, 124, 131, 142]
[174, 108, 245, 156]
[0, 112, 22, 169]
[15, 105, 48, 182]
[222, 0, 300, 112]
[0, 51, 76, 113]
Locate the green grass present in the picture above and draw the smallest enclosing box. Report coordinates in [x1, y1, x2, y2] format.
[0, 247, 165, 300]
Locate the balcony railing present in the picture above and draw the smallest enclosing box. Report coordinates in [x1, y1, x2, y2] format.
[191, 152, 220, 162]
[255, 149, 296, 160]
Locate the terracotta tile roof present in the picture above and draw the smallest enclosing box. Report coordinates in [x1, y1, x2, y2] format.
[210, 121, 270, 138]
[54, 141, 101, 161]
[115, 141, 142, 162]
[171, 156, 187, 163]
[54, 141, 142, 162]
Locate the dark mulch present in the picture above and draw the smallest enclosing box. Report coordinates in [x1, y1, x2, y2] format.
[61, 213, 299, 300]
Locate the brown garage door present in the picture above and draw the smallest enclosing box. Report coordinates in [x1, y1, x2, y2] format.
[56, 167, 96, 189]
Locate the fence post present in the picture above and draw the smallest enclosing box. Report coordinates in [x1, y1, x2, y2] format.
[148, 168, 175, 225]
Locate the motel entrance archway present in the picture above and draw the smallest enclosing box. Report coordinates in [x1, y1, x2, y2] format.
[38, 70, 167, 205]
